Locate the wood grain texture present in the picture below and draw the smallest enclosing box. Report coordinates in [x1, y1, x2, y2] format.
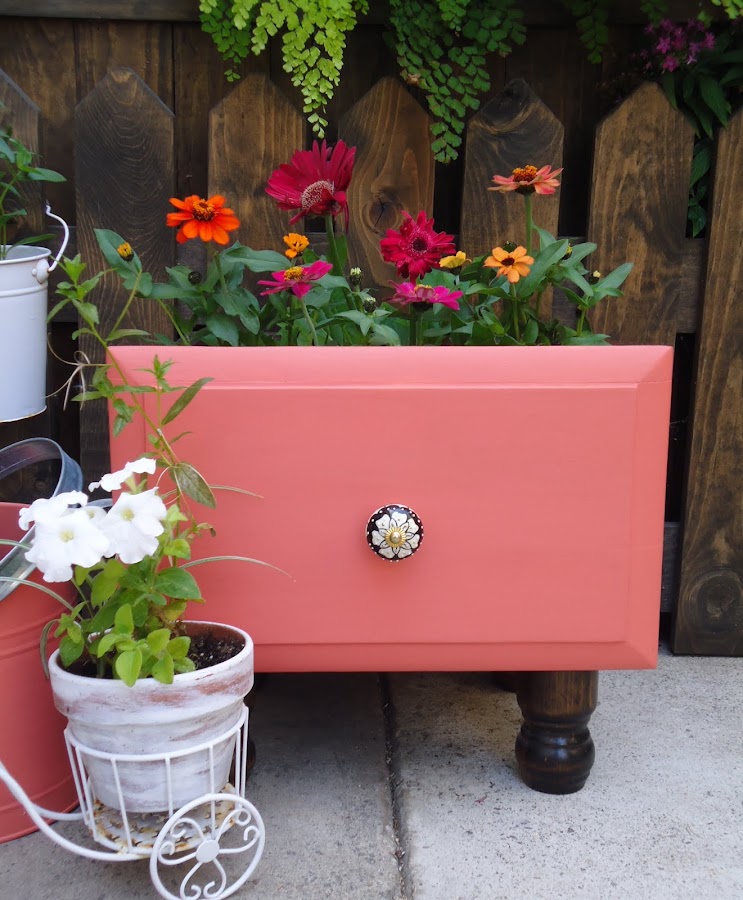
[672, 110, 743, 656]
[75, 67, 175, 484]
[74, 19, 173, 104]
[588, 82, 696, 345]
[340, 77, 434, 288]
[505, 30, 598, 236]
[0, 21, 76, 223]
[460, 79, 563, 318]
[0, 1, 719, 24]
[0, 69, 42, 238]
[209, 74, 305, 256]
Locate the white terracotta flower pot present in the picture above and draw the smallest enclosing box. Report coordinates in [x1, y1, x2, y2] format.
[0, 245, 51, 422]
[49, 621, 254, 813]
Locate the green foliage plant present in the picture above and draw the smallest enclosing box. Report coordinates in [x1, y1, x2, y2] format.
[1, 239, 271, 686]
[0, 110, 65, 260]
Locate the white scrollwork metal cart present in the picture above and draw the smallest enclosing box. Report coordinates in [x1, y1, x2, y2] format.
[0, 706, 265, 899]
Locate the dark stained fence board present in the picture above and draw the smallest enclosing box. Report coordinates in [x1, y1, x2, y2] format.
[0, 19, 77, 222]
[588, 82, 696, 346]
[209, 74, 305, 257]
[460, 79, 563, 317]
[0, 70, 42, 238]
[340, 77, 435, 288]
[75, 67, 175, 484]
[672, 109, 743, 655]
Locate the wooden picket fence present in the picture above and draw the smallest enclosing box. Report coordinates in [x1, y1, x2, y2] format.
[0, 13, 740, 658]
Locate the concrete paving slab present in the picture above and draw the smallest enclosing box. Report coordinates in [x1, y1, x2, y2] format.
[0, 673, 402, 900]
[388, 651, 743, 900]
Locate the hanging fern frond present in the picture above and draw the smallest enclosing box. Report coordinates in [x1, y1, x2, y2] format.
[199, 0, 368, 136]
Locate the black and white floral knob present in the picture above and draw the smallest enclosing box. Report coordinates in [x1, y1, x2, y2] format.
[366, 505, 423, 561]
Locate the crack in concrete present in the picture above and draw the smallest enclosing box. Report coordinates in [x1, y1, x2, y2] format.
[379, 673, 413, 900]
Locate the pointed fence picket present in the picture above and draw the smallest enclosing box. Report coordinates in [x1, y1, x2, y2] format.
[0, 54, 739, 655]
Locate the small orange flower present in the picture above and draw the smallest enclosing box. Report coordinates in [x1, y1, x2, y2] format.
[488, 165, 563, 196]
[484, 246, 534, 283]
[166, 195, 240, 245]
[116, 242, 134, 261]
[283, 233, 309, 259]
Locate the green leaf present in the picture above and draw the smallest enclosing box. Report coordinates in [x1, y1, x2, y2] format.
[146, 628, 171, 655]
[59, 635, 85, 667]
[114, 603, 134, 633]
[161, 377, 212, 425]
[96, 631, 128, 656]
[115, 649, 143, 686]
[151, 654, 175, 684]
[697, 75, 731, 126]
[205, 312, 239, 345]
[172, 462, 216, 509]
[167, 636, 191, 659]
[154, 566, 202, 600]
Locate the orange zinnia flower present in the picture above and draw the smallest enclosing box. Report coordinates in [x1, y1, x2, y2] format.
[166, 195, 240, 245]
[283, 233, 309, 259]
[488, 165, 563, 196]
[484, 246, 534, 283]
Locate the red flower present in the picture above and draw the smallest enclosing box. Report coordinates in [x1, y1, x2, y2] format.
[166, 195, 240, 245]
[258, 260, 333, 299]
[488, 165, 563, 196]
[380, 211, 455, 280]
[390, 281, 462, 310]
[265, 140, 356, 230]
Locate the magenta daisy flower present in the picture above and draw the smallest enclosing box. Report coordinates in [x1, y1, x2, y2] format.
[265, 140, 356, 230]
[380, 211, 455, 280]
[390, 281, 462, 311]
[258, 260, 333, 299]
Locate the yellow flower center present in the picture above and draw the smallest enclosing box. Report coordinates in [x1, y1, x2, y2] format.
[283, 266, 304, 281]
[191, 199, 216, 221]
[60, 529, 74, 543]
[385, 527, 405, 548]
[122, 508, 135, 522]
[511, 165, 538, 182]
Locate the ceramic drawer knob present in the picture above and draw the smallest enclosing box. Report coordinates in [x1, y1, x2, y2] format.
[366, 505, 423, 561]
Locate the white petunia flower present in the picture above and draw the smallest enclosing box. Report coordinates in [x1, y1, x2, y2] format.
[89, 457, 157, 493]
[101, 489, 167, 564]
[18, 491, 89, 531]
[24, 507, 110, 582]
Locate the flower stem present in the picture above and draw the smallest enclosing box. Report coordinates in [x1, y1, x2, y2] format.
[325, 215, 342, 276]
[409, 311, 420, 347]
[214, 253, 228, 294]
[510, 282, 521, 342]
[300, 297, 319, 346]
[577, 308, 586, 336]
[524, 193, 534, 256]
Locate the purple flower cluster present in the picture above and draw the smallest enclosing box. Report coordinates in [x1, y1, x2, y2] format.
[641, 18, 715, 72]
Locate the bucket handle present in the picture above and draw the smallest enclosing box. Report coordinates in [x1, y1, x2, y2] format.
[31, 204, 70, 284]
[0, 438, 82, 601]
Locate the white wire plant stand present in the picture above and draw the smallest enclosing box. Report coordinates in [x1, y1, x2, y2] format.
[0, 705, 265, 899]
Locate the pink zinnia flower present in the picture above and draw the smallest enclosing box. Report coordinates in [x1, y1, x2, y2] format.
[390, 281, 462, 311]
[488, 164, 563, 196]
[380, 211, 455, 280]
[265, 140, 356, 230]
[258, 260, 333, 299]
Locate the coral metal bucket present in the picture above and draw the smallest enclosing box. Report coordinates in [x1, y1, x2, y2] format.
[0, 504, 78, 842]
[0, 439, 82, 843]
[0, 206, 69, 422]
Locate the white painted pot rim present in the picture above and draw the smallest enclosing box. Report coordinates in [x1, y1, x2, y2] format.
[49, 621, 254, 723]
[0, 245, 51, 264]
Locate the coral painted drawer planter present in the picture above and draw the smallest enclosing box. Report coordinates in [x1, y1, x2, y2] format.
[110, 346, 673, 675]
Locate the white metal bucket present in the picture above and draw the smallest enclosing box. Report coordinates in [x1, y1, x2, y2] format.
[0, 245, 52, 421]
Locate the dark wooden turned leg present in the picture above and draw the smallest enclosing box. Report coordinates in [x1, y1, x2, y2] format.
[515, 671, 598, 794]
